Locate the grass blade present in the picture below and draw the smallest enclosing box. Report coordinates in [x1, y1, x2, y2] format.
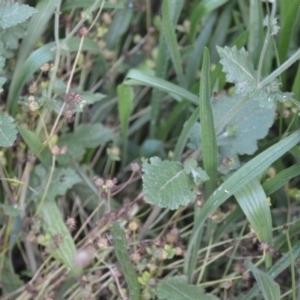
[117, 84, 134, 167]
[173, 109, 199, 161]
[17, 125, 51, 168]
[125, 69, 198, 105]
[40, 200, 80, 275]
[185, 129, 300, 276]
[263, 162, 300, 196]
[111, 222, 140, 300]
[186, 13, 217, 89]
[235, 178, 272, 244]
[7, 0, 57, 114]
[245, 261, 280, 300]
[162, 0, 185, 87]
[8, 37, 101, 116]
[187, 48, 218, 281]
[248, 0, 263, 67]
[150, 0, 183, 137]
[242, 241, 300, 300]
[199, 48, 218, 199]
[278, 0, 300, 64]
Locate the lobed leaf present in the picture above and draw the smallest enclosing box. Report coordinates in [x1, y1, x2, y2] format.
[142, 157, 208, 210]
[213, 94, 275, 155]
[217, 46, 256, 94]
[0, 113, 17, 147]
[0, 3, 36, 29]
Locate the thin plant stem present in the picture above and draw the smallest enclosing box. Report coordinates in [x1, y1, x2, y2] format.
[258, 48, 300, 88]
[256, 0, 277, 83]
[35, 155, 56, 216]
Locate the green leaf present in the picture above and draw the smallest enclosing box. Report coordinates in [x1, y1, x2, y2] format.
[40, 200, 81, 275]
[245, 261, 280, 300]
[105, 7, 133, 50]
[199, 48, 218, 198]
[142, 157, 208, 210]
[156, 275, 219, 300]
[47, 168, 82, 200]
[0, 23, 27, 58]
[117, 84, 133, 140]
[0, 3, 36, 29]
[111, 222, 140, 300]
[162, 0, 185, 87]
[185, 129, 300, 276]
[8, 36, 101, 115]
[61, 124, 113, 149]
[173, 109, 199, 161]
[125, 69, 198, 105]
[278, 0, 300, 63]
[62, 0, 125, 10]
[2, 258, 24, 294]
[263, 162, 300, 196]
[17, 125, 52, 167]
[56, 124, 113, 164]
[217, 46, 256, 94]
[0, 113, 17, 147]
[213, 94, 275, 155]
[242, 241, 300, 300]
[248, 0, 263, 66]
[235, 178, 272, 244]
[149, 0, 183, 137]
[0, 203, 21, 217]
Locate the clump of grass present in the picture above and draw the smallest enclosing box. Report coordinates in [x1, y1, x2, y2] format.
[1, 1, 300, 300]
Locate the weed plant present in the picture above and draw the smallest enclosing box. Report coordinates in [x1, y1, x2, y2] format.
[0, 0, 300, 299]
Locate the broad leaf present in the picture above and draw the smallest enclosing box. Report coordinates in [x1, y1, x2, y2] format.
[157, 275, 219, 300]
[0, 3, 36, 29]
[0, 113, 17, 147]
[0, 203, 21, 217]
[217, 46, 256, 95]
[31, 166, 81, 201]
[213, 94, 275, 155]
[142, 157, 208, 210]
[47, 168, 82, 200]
[235, 178, 272, 244]
[60, 124, 113, 149]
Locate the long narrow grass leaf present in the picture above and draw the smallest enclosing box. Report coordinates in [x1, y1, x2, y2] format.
[117, 84, 134, 167]
[40, 200, 81, 275]
[8, 37, 101, 116]
[245, 261, 280, 300]
[7, 0, 57, 113]
[173, 109, 199, 161]
[278, 0, 300, 63]
[263, 162, 300, 196]
[162, 0, 185, 87]
[235, 178, 272, 244]
[186, 14, 216, 89]
[242, 241, 300, 300]
[150, 0, 184, 137]
[185, 130, 300, 275]
[248, 0, 263, 66]
[199, 48, 217, 199]
[125, 69, 198, 105]
[111, 222, 140, 300]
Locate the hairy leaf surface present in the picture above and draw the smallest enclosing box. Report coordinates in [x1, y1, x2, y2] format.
[143, 157, 208, 209]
